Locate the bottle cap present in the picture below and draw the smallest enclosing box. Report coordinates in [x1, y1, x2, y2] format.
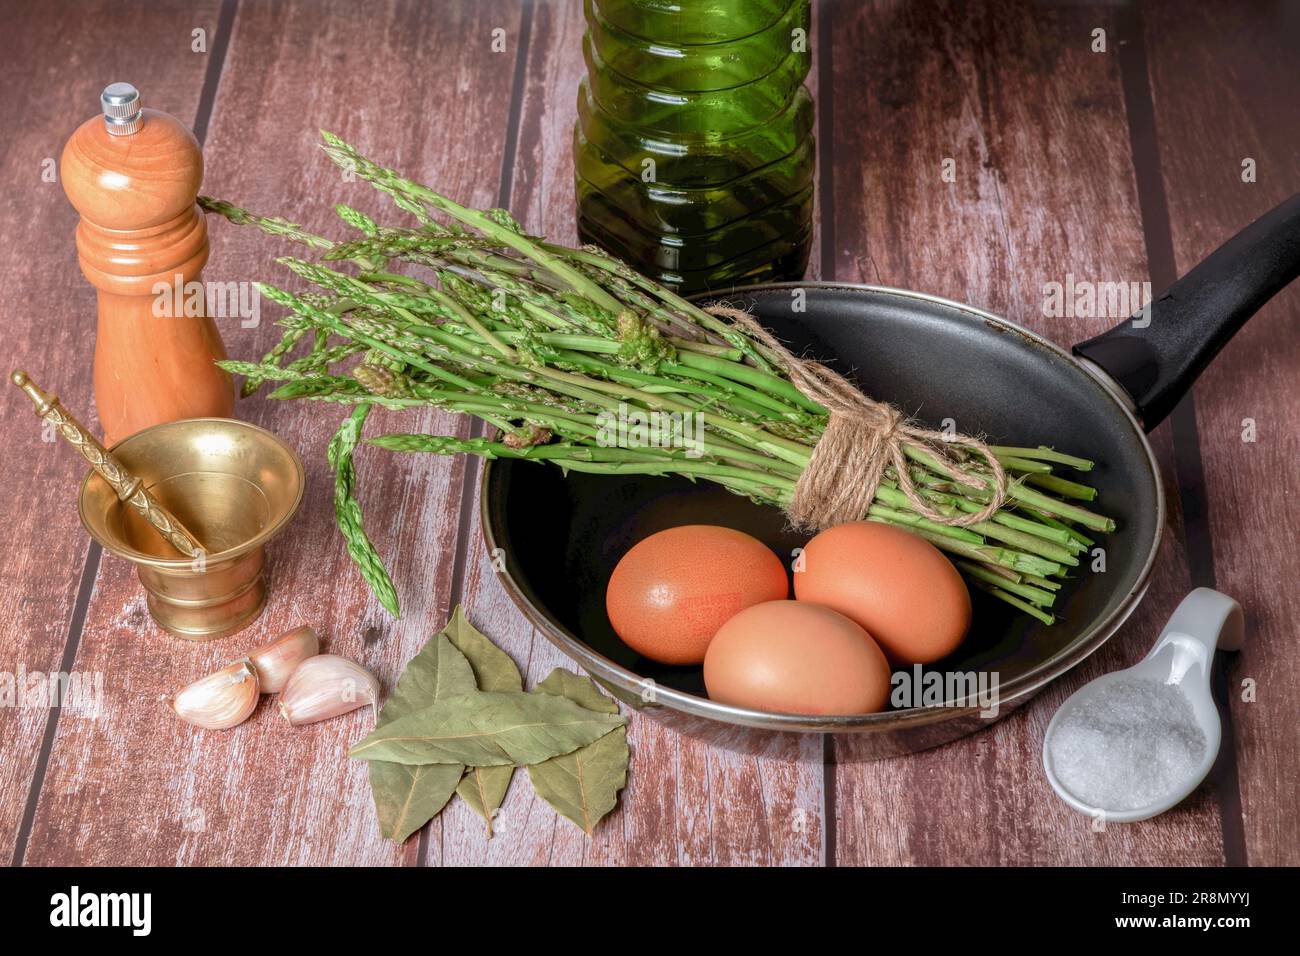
[101, 82, 142, 136]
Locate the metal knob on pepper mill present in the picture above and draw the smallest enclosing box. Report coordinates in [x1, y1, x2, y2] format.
[60, 82, 234, 447]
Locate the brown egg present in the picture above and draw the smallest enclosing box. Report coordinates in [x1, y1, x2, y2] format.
[794, 521, 970, 665]
[703, 600, 892, 715]
[606, 525, 789, 665]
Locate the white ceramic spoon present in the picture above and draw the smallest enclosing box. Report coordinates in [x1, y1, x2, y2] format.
[1043, 587, 1244, 823]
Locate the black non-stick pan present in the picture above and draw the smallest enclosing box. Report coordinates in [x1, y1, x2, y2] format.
[482, 193, 1300, 757]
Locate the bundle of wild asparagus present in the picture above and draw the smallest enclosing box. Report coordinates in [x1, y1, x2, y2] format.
[206, 132, 1113, 623]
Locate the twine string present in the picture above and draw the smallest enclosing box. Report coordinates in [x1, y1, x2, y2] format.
[704, 305, 1008, 530]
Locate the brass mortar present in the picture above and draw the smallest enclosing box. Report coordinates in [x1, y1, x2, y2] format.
[78, 418, 305, 641]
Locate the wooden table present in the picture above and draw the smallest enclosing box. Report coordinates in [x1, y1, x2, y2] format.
[3, 0, 1297, 867]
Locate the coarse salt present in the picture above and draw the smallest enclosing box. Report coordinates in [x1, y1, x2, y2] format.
[1048, 677, 1206, 812]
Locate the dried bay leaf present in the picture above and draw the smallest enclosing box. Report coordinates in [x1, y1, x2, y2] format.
[444, 606, 523, 693]
[369, 761, 462, 844]
[457, 763, 513, 837]
[367, 632, 478, 842]
[527, 669, 629, 834]
[385, 632, 478, 719]
[444, 607, 523, 835]
[349, 690, 626, 767]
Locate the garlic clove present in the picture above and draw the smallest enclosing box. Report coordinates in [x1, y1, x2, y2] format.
[278, 654, 379, 726]
[170, 661, 260, 730]
[246, 625, 320, 694]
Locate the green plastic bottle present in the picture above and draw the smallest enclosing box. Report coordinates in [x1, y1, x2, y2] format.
[575, 0, 814, 294]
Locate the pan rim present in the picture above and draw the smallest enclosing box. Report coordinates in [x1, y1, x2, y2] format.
[479, 281, 1165, 733]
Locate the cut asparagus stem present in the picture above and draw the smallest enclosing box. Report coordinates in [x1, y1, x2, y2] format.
[972, 562, 1023, 583]
[872, 485, 1078, 565]
[866, 517, 1063, 577]
[867, 504, 986, 545]
[970, 579, 1056, 625]
[912, 484, 1075, 545]
[1026, 472, 1099, 501]
[903, 445, 1113, 531]
[988, 445, 1095, 471]
[993, 455, 1054, 474]
[956, 561, 1056, 608]
[1021, 573, 1063, 591]
[1022, 509, 1097, 547]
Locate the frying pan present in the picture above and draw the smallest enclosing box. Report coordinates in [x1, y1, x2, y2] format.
[481, 193, 1300, 757]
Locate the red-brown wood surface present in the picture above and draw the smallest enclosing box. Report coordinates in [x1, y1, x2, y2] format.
[435, 0, 825, 866]
[1143, 0, 1300, 866]
[20, 0, 523, 866]
[1, 0, 1296, 866]
[0, 0, 222, 863]
[826, 0, 1221, 865]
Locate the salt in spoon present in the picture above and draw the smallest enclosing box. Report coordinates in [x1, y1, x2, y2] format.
[1043, 587, 1243, 823]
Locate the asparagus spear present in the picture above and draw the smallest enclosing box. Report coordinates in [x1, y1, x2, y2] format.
[200, 133, 1115, 623]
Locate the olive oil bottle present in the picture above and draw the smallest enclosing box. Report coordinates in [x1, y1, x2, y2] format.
[575, 0, 814, 294]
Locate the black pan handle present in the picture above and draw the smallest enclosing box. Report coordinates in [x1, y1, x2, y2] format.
[1073, 192, 1300, 430]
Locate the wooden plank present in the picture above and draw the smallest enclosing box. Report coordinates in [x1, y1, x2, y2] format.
[430, 0, 826, 866]
[0, 0, 220, 863]
[1143, 0, 1300, 866]
[827, 0, 1224, 864]
[22, 0, 524, 865]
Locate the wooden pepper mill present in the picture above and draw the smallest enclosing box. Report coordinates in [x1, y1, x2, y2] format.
[61, 83, 234, 447]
